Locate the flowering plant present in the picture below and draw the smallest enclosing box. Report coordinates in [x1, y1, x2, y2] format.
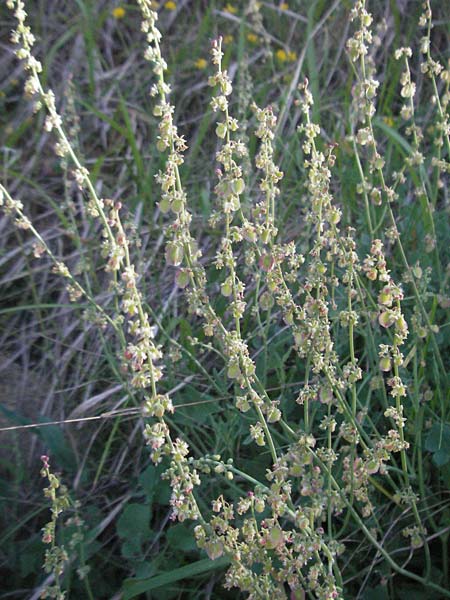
[1, 1, 449, 598]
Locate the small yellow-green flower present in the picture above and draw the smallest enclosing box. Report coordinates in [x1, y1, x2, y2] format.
[165, 0, 176, 10]
[195, 58, 207, 70]
[287, 50, 297, 62]
[223, 34, 234, 45]
[224, 3, 237, 14]
[247, 32, 258, 44]
[112, 6, 126, 19]
[280, 2, 289, 10]
[275, 49, 287, 62]
[383, 116, 395, 127]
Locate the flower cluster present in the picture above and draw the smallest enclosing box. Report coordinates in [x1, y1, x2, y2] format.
[6, 0, 205, 534]
[40, 455, 70, 599]
[5, 1, 449, 598]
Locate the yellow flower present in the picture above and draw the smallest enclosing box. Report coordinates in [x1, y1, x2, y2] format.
[247, 33, 258, 44]
[287, 50, 297, 62]
[224, 3, 237, 14]
[223, 34, 234, 45]
[112, 6, 125, 19]
[275, 49, 287, 62]
[195, 58, 207, 70]
[165, 0, 176, 9]
[383, 116, 395, 127]
[280, 2, 289, 9]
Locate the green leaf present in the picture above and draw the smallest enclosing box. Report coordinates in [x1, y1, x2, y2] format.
[174, 386, 221, 425]
[432, 449, 450, 467]
[363, 585, 389, 600]
[122, 556, 229, 599]
[19, 537, 44, 578]
[166, 523, 197, 552]
[117, 503, 151, 542]
[121, 539, 142, 559]
[117, 503, 152, 559]
[396, 586, 436, 600]
[425, 423, 450, 466]
[139, 465, 158, 503]
[134, 561, 156, 580]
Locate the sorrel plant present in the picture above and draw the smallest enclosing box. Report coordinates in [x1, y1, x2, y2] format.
[1, 0, 449, 598]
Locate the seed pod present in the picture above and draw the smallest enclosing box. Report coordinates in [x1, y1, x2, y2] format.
[378, 288, 393, 306]
[175, 269, 190, 288]
[366, 459, 380, 475]
[379, 357, 391, 372]
[379, 311, 394, 328]
[205, 539, 224, 560]
[165, 242, 183, 266]
[221, 278, 233, 297]
[159, 197, 171, 213]
[265, 525, 284, 550]
[215, 122, 227, 139]
[227, 362, 241, 379]
[171, 197, 183, 213]
[259, 253, 275, 272]
[259, 291, 274, 311]
[231, 178, 245, 195]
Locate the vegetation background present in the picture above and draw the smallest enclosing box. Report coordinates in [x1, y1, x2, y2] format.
[0, 1, 449, 599]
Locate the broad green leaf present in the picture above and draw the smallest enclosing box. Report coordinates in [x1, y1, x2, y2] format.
[139, 465, 158, 503]
[425, 423, 450, 466]
[117, 503, 151, 541]
[166, 523, 197, 552]
[364, 585, 389, 600]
